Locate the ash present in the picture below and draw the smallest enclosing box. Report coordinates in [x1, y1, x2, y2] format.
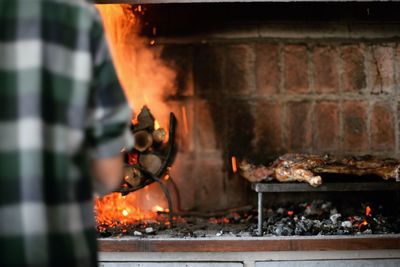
[97, 200, 399, 238]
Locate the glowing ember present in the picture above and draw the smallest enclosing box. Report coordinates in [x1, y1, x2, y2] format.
[95, 183, 168, 230]
[231, 156, 237, 173]
[152, 205, 165, 212]
[128, 152, 138, 165]
[209, 217, 230, 224]
[95, 193, 155, 229]
[287, 210, 294, 216]
[366, 206, 372, 216]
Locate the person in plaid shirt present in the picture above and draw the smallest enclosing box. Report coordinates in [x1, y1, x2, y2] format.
[0, 0, 133, 266]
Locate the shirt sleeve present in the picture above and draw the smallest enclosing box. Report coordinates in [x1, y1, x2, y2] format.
[86, 12, 134, 159]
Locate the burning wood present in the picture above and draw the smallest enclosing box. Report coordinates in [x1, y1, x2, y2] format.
[240, 153, 400, 187]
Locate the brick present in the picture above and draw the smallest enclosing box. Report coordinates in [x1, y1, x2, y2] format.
[341, 44, 366, 93]
[283, 44, 309, 94]
[224, 44, 256, 95]
[313, 46, 338, 93]
[255, 43, 280, 95]
[253, 100, 282, 159]
[161, 45, 194, 96]
[193, 44, 225, 96]
[225, 99, 255, 159]
[371, 102, 395, 151]
[368, 45, 395, 95]
[342, 100, 368, 152]
[196, 99, 218, 151]
[285, 101, 312, 151]
[314, 101, 340, 152]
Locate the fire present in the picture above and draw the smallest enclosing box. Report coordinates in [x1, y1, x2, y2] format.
[366, 206, 372, 216]
[96, 4, 176, 128]
[152, 205, 165, 212]
[154, 120, 160, 130]
[287, 210, 294, 216]
[95, 193, 150, 228]
[360, 220, 368, 227]
[94, 4, 178, 229]
[143, 94, 150, 105]
[95, 183, 169, 229]
[231, 156, 237, 173]
[122, 209, 129, 216]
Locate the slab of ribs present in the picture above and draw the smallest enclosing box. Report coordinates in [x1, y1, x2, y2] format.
[239, 153, 400, 187]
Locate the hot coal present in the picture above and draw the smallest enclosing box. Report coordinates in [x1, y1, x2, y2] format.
[97, 199, 399, 238]
[259, 200, 400, 236]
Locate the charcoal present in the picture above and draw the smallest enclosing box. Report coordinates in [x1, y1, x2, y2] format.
[274, 223, 294, 236]
[145, 227, 156, 234]
[97, 199, 399, 238]
[363, 229, 373, 234]
[330, 213, 342, 224]
[341, 221, 352, 228]
[294, 220, 309, 235]
[134, 231, 143, 236]
[216, 230, 224, 236]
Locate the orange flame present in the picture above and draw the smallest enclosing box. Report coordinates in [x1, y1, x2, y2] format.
[95, 4, 177, 227]
[154, 120, 160, 130]
[95, 193, 157, 229]
[96, 4, 176, 128]
[231, 156, 237, 173]
[365, 206, 372, 217]
[143, 95, 150, 106]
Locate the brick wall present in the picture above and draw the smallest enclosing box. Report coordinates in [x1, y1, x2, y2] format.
[142, 4, 400, 211]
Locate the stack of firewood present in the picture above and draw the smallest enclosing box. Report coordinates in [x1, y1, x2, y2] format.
[117, 106, 177, 195]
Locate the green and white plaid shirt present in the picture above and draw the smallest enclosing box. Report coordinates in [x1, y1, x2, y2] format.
[0, 0, 133, 266]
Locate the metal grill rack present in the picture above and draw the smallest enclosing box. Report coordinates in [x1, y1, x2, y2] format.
[252, 181, 400, 236]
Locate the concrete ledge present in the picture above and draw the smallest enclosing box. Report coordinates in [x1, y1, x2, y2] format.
[98, 234, 400, 252]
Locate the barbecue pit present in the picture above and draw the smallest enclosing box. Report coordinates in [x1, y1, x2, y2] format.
[94, 1, 400, 266]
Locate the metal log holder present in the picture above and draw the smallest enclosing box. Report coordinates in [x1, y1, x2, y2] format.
[252, 180, 400, 236]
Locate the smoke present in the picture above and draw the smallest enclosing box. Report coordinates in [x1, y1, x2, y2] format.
[96, 4, 176, 127]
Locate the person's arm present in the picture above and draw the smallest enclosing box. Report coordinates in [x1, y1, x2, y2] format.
[87, 10, 134, 196]
[91, 154, 124, 196]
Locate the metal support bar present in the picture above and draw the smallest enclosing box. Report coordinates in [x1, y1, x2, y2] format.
[257, 192, 263, 236]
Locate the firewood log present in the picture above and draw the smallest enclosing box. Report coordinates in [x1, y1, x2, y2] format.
[139, 153, 162, 174]
[152, 128, 166, 143]
[123, 166, 143, 187]
[134, 130, 153, 152]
